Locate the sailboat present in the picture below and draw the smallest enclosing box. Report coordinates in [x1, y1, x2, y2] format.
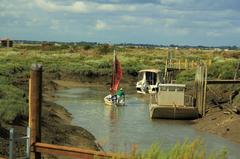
[104, 50, 125, 106]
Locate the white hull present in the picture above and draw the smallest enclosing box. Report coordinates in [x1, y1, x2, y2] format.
[104, 94, 125, 106]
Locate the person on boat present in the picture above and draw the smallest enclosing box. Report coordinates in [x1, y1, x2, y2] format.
[117, 88, 125, 99]
[109, 88, 117, 103]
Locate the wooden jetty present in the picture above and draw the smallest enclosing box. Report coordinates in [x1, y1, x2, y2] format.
[150, 62, 240, 119]
[164, 57, 212, 83]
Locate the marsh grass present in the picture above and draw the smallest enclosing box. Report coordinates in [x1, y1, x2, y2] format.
[0, 84, 27, 123]
[94, 139, 227, 159]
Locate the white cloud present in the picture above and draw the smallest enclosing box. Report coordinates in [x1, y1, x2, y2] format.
[121, 16, 137, 22]
[161, 18, 177, 27]
[206, 31, 222, 37]
[50, 20, 60, 30]
[174, 28, 190, 35]
[193, 20, 232, 28]
[0, 0, 34, 17]
[95, 20, 109, 30]
[35, 0, 136, 13]
[161, 0, 192, 5]
[35, 0, 60, 12]
[26, 18, 40, 26]
[71, 1, 90, 13]
[143, 17, 156, 25]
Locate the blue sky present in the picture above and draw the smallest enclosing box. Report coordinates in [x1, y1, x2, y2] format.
[0, 0, 239, 46]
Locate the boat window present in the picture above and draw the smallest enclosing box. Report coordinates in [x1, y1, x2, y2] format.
[146, 72, 157, 85]
[159, 73, 164, 83]
[138, 72, 144, 80]
[168, 86, 176, 91]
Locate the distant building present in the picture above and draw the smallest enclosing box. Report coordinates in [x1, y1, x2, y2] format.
[214, 48, 222, 52]
[1, 38, 13, 47]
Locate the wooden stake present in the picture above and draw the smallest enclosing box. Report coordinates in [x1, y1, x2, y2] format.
[203, 65, 208, 116]
[29, 64, 43, 159]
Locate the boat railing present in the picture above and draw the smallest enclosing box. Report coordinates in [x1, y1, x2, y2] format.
[149, 93, 158, 105]
[184, 95, 196, 107]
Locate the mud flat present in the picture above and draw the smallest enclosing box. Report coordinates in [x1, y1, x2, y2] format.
[193, 107, 240, 143]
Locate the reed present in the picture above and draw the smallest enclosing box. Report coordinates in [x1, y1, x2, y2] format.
[96, 139, 227, 159]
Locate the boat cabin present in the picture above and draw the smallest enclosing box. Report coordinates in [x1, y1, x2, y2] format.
[157, 84, 186, 106]
[136, 69, 163, 94]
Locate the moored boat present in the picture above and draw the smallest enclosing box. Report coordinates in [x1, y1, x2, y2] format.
[136, 69, 163, 94]
[104, 94, 125, 106]
[149, 84, 199, 119]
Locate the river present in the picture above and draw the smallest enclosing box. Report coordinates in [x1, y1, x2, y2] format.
[53, 86, 240, 158]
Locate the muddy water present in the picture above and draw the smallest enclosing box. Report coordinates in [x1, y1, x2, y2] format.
[54, 86, 240, 158]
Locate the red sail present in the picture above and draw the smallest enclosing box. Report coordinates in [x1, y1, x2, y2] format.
[111, 55, 122, 92]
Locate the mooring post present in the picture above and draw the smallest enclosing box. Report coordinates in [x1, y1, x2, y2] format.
[9, 128, 14, 159]
[29, 64, 42, 159]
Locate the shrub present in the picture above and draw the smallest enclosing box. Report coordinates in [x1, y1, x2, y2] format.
[83, 45, 93, 50]
[208, 60, 238, 79]
[97, 44, 113, 55]
[176, 70, 196, 83]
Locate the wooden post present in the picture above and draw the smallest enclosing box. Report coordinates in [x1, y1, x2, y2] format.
[234, 62, 240, 80]
[29, 64, 43, 159]
[185, 59, 188, 69]
[178, 59, 181, 70]
[195, 64, 208, 117]
[203, 65, 207, 116]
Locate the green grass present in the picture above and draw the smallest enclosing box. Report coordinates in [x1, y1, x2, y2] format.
[95, 139, 227, 159]
[0, 84, 28, 123]
[136, 139, 227, 159]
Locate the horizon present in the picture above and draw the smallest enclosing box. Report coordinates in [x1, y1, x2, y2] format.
[0, 0, 240, 46]
[9, 39, 240, 48]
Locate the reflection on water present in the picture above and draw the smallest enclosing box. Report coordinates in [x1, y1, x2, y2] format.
[54, 87, 240, 158]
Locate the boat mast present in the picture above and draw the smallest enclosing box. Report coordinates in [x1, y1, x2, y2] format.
[112, 49, 116, 93]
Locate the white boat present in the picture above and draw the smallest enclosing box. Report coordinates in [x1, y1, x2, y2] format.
[104, 50, 125, 106]
[104, 94, 125, 106]
[136, 69, 163, 94]
[149, 84, 199, 119]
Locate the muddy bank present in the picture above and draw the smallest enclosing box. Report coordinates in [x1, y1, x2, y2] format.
[193, 107, 240, 143]
[193, 84, 240, 144]
[0, 99, 99, 159]
[0, 74, 100, 159]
